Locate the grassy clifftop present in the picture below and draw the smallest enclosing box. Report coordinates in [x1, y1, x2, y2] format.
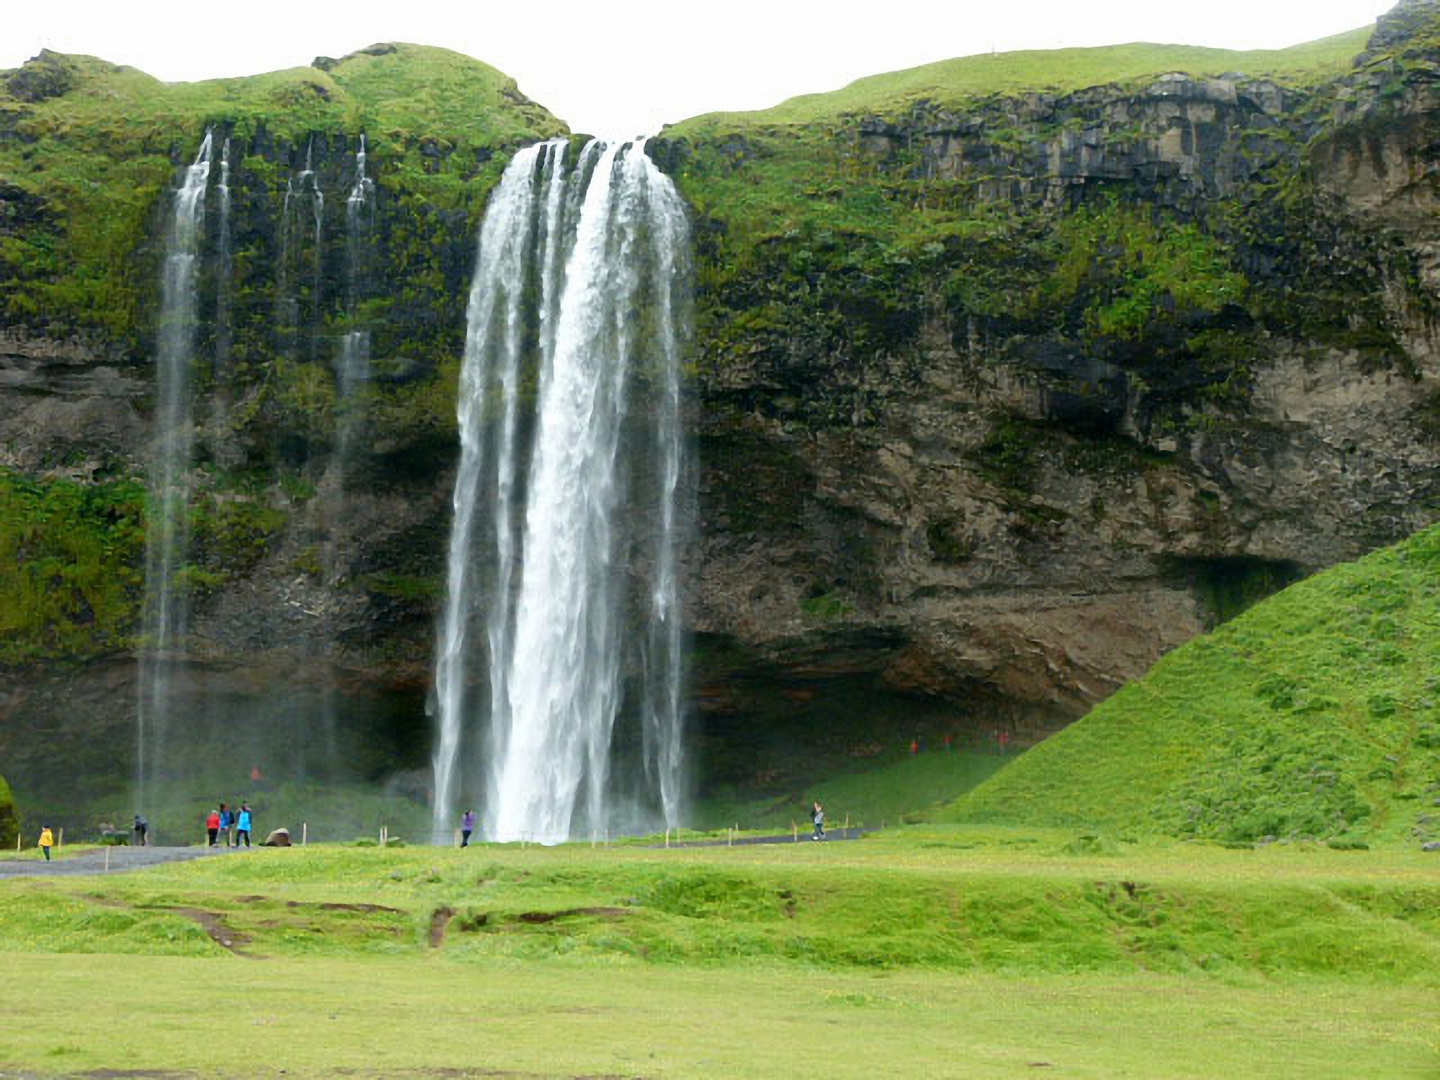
[0, 43, 566, 343]
[940, 524, 1440, 845]
[671, 29, 1371, 135]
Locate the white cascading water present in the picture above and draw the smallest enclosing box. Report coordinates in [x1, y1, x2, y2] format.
[215, 137, 233, 379]
[278, 138, 324, 356]
[336, 133, 374, 463]
[137, 129, 214, 814]
[433, 138, 691, 844]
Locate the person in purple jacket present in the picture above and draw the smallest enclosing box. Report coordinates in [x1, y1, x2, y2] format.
[461, 809, 476, 848]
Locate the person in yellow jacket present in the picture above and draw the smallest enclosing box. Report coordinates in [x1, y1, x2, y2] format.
[38, 825, 54, 862]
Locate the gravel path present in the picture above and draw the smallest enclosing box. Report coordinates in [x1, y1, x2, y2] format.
[666, 827, 870, 847]
[0, 829, 870, 876]
[0, 844, 240, 878]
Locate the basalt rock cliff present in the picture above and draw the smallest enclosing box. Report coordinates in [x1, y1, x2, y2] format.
[1, 5, 1439, 821]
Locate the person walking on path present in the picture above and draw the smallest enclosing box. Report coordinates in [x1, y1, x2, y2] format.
[218, 803, 233, 847]
[133, 814, 148, 847]
[38, 825, 53, 862]
[461, 809, 476, 848]
[811, 800, 825, 841]
[236, 804, 253, 848]
[205, 807, 221, 846]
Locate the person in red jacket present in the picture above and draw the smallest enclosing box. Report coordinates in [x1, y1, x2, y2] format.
[205, 807, 222, 846]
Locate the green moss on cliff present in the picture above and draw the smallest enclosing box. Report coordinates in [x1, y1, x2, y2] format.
[0, 775, 16, 848]
[0, 44, 566, 346]
[660, 22, 1420, 429]
[0, 471, 147, 663]
[1045, 201, 1247, 340]
[188, 494, 288, 591]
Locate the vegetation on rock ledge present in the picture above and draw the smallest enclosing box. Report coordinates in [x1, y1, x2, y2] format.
[659, 24, 1427, 435]
[0, 470, 146, 663]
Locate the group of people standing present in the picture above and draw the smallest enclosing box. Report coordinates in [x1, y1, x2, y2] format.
[204, 802, 253, 847]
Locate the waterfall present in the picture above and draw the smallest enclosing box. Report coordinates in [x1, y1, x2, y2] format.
[310, 159, 324, 349]
[215, 137, 233, 381]
[277, 137, 323, 357]
[346, 133, 374, 262]
[306, 134, 376, 772]
[136, 129, 214, 816]
[336, 133, 373, 468]
[433, 138, 692, 845]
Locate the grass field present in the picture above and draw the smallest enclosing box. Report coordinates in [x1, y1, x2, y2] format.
[1, 831, 1436, 1077]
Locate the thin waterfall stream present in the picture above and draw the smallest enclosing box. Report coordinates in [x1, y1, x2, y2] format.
[136, 130, 214, 816]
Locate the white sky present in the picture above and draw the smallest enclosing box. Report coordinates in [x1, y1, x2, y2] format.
[3, 1, 1395, 136]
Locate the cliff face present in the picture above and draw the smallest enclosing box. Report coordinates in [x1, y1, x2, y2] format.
[0, 44, 566, 810]
[2, 7, 1440, 817]
[664, 1, 1440, 739]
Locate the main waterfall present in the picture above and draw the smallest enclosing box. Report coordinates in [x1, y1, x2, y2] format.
[433, 138, 691, 844]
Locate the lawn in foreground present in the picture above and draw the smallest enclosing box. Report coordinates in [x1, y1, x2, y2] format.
[0, 833, 1436, 1077]
[2, 953, 1434, 1079]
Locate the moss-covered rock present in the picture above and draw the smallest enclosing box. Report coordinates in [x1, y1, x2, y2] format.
[665, 3, 1440, 748]
[0, 774, 16, 848]
[0, 471, 147, 663]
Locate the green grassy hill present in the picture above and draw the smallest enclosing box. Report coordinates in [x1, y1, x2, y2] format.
[675, 29, 1371, 134]
[936, 524, 1440, 845]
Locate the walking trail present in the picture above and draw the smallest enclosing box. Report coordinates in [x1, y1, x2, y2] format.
[0, 845, 236, 878]
[0, 829, 870, 876]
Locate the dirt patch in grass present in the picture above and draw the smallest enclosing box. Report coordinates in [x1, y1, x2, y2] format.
[515, 907, 628, 924]
[236, 894, 403, 915]
[316, 901, 403, 913]
[169, 907, 254, 957]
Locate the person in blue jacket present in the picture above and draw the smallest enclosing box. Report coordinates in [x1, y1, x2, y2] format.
[236, 804, 253, 848]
